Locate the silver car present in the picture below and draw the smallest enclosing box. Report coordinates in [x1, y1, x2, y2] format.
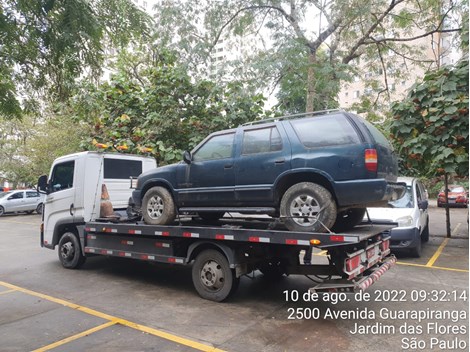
[0, 190, 45, 216]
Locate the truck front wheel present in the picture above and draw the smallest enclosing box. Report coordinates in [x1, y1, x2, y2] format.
[192, 249, 238, 302]
[58, 232, 86, 269]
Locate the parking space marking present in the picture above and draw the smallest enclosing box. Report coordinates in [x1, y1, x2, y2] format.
[0, 289, 16, 295]
[396, 261, 469, 273]
[33, 321, 118, 352]
[426, 237, 450, 267]
[0, 281, 225, 352]
[0, 219, 39, 225]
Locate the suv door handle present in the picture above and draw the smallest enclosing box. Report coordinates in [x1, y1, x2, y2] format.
[274, 158, 285, 164]
[224, 164, 233, 169]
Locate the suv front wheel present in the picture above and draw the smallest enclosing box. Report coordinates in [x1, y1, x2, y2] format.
[142, 186, 176, 225]
[280, 182, 337, 233]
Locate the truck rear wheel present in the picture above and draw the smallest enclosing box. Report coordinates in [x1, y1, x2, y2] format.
[58, 232, 86, 269]
[142, 186, 176, 225]
[280, 182, 337, 233]
[191, 249, 238, 302]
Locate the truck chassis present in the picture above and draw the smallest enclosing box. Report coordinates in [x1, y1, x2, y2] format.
[51, 217, 396, 302]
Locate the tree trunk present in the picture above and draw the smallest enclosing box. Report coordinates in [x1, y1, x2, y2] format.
[306, 51, 317, 113]
[444, 172, 451, 237]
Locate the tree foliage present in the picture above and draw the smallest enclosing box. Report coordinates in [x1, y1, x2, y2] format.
[0, 114, 86, 186]
[390, 58, 469, 177]
[70, 48, 267, 164]
[0, 0, 151, 118]
[154, 0, 463, 113]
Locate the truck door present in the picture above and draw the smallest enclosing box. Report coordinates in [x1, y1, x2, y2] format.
[43, 160, 77, 247]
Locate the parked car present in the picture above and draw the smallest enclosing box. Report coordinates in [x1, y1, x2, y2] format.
[0, 189, 45, 216]
[132, 110, 404, 232]
[365, 177, 429, 257]
[437, 185, 468, 207]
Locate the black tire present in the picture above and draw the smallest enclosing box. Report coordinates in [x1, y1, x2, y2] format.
[332, 208, 366, 232]
[409, 236, 422, 258]
[192, 249, 238, 302]
[0, 206, 4, 216]
[198, 212, 225, 221]
[36, 203, 43, 215]
[58, 232, 86, 269]
[280, 182, 337, 233]
[421, 219, 430, 242]
[142, 186, 176, 225]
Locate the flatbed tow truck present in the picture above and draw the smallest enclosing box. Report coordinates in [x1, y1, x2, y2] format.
[38, 152, 396, 302]
[57, 216, 395, 302]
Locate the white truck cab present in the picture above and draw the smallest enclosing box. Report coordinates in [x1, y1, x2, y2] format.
[38, 152, 156, 249]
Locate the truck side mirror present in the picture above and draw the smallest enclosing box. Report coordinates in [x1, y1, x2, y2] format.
[37, 175, 48, 194]
[183, 151, 192, 164]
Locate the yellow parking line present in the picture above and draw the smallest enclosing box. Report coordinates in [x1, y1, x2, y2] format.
[0, 289, 16, 295]
[396, 261, 469, 273]
[33, 321, 117, 352]
[0, 281, 225, 352]
[426, 237, 449, 267]
[0, 219, 39, 225]
[314, 250, 328, 256]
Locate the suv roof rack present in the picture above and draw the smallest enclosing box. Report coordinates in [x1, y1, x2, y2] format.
[242, 109, 345, 127]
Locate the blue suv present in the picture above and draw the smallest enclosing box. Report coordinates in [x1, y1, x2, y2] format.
[132, 110, 403, 232]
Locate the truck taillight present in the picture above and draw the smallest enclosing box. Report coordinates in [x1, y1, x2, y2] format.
[365, 149, 378, 172]
[380, 239, 390, 252]
[346, 255, 361, 272]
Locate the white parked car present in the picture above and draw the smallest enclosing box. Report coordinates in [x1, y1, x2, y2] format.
[365, 177, 429, 257]
[0, 189, 45, 216]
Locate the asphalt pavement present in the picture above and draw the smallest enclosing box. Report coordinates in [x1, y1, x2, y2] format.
[0, 205, 468, 352]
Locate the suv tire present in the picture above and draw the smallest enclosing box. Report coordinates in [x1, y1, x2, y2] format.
[280, 182, 337, 233]
[142, 186, 176, 225]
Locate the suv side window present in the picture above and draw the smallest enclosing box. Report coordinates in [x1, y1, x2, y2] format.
[242, 127, 282, 155]
[193, 133, 235, 161]
[50, 161, 75, 193]
[290, 114, 360, 148]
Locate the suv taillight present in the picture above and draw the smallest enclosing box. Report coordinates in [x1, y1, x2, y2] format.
[365, 149, 378, 172]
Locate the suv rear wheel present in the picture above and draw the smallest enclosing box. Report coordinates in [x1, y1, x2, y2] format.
[142, 186, 176, 225]
[280, 182, 337, 233]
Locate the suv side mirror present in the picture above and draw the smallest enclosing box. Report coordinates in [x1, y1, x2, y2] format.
[37, 175, 48, 194]
[418, 200, 428, 210]
[183, 151, 192, 164]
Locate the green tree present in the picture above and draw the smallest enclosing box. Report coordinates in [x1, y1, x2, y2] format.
[390, 58, 469, 177]
[154, 0, 463, 113]
[70, 48, 267, 164]
[0, 0, 151, 118]
[0, 113, 86, 186]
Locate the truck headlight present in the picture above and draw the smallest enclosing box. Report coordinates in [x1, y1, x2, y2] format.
[396, 215, 413, 227]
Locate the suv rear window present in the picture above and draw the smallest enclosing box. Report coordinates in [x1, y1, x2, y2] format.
[290, 114, 360, 148]
[363, 120, 393, 149]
